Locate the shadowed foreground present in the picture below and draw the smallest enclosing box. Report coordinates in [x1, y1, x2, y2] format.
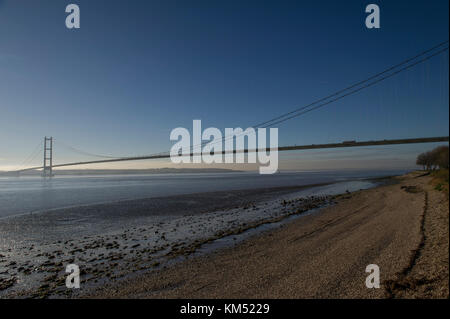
[87, 172, 448, 299]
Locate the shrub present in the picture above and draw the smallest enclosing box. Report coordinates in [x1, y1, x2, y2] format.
[416, 146, 449, 170]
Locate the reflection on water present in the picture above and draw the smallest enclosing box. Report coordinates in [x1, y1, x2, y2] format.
[0, 169, 408, 218]
[0, 170, 404, 297]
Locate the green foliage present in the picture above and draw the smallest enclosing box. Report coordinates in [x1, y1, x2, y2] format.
[431, 169, 449, 193]
[431, 168, 449, 181]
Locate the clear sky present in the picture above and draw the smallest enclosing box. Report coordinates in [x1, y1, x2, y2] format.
[0, 0, 448, 171]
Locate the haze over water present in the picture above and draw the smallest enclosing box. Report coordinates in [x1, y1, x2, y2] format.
[0, 169, 408, 218]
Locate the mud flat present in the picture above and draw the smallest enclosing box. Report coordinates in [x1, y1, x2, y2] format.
[85, 172, 449, 299]
[0, 178, 378, 298]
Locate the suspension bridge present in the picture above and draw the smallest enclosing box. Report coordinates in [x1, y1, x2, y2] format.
[4, 41, 450, 177]
[7, 135, 449, 177]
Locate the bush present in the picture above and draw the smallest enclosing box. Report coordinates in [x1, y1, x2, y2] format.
[431, 169, 449, 194]
[416, 146, 449, 170]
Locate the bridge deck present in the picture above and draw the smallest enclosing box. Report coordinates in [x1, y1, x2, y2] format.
[14, 136, 449, 172]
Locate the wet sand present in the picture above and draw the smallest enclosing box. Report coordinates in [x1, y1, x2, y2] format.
[2, 181, 369, 298]
[87, 172, 448, 299]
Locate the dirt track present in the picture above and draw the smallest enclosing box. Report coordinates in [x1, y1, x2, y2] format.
[87, 172, 448, 298]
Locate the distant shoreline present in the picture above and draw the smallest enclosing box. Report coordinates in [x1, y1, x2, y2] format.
[0, 167, 242, 176]
[0, 168, 415, 177]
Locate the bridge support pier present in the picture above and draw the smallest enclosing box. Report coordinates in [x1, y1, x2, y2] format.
[43, 137, 53, 177]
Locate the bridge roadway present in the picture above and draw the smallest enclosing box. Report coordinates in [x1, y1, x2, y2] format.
[14, 136, 450, 173]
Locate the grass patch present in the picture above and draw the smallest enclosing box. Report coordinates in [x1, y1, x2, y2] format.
[430, 169, 449, 195]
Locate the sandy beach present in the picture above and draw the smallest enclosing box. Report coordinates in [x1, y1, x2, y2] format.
[86, 172, 449, 299]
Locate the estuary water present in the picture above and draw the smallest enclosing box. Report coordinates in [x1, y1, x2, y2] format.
[0, 168, 408, 297]
[0, 169, 408, 218]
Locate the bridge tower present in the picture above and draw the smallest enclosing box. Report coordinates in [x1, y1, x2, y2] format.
[43, 136, 53, 177]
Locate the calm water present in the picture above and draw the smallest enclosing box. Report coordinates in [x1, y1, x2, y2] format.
[0, 169, 407, 297]
[0, 169, 408, 218]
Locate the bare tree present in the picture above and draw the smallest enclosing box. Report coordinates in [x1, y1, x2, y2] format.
[434, 146, 449, 169]
[416, 146, 449, 171]
[416, 153, 427, 170]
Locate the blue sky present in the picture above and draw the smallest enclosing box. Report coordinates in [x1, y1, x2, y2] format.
[0, 0, 448, 171]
